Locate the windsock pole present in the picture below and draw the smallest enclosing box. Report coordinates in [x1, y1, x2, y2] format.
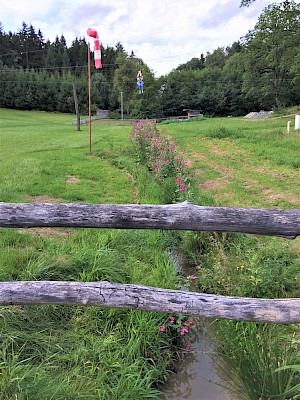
[86, 28, 102, 153]
[87, 41, 92, 153]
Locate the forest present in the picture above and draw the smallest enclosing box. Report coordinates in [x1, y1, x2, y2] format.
[0, 0, 299, 118]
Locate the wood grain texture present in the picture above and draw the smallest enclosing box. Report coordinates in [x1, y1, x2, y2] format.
[1, 201, 299, 238]
[0, 281, 299, 323]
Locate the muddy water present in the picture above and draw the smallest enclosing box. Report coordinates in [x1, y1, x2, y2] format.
[163, 321, 232, 400]
[163, 251, 233, 400]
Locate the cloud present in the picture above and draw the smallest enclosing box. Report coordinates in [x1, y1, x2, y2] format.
[200, 1, 243, 29]
[0, 0, 278, 76]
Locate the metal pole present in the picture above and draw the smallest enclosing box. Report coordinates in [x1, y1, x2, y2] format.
[88, 42, 92, 153]
[121, 91, 124, 121]
[295, 115, 300, 130]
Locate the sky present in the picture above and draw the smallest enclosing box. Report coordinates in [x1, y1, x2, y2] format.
[0, 0, 286, 77]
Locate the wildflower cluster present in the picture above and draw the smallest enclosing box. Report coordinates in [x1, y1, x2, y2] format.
[129, 119, 158, 163]
[178, 273, 197, 292]
[130, 119, 190, 198]
[160, 314, 194, 350]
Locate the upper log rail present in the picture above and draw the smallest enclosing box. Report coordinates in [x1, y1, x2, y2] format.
[1, 201, 299, 239]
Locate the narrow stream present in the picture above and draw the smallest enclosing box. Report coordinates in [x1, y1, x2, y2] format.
[163, 250, 233, 400]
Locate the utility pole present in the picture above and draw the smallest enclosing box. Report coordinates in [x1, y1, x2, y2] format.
[121, 91, 124, 121]
[72, 81, 81, 132]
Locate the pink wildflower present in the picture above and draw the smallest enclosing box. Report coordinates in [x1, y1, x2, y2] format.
[180, 327, 189, 336]
[179, 184, 189, 192]
[185, 341, 191, 350]
[160, 325, 166, 333]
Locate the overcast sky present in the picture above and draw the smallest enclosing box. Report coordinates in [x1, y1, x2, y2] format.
[0, 0, 288, 77]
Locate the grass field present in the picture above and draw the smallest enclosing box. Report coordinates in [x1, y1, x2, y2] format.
[0, 108, 299, 399]
[163, 115, 300, 208]
[0, 109, 181, 399]
[163, 113, 300, 399]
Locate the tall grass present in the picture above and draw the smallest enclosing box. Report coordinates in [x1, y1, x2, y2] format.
[210, 322, 300, 400]
[0, 109, 182, 399]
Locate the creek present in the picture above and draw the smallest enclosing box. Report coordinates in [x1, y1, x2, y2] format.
[163, 250, 233, 400]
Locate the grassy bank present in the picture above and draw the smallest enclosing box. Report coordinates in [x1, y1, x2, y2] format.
[162, 113, 300, 399]
[0, 109, 181, 399]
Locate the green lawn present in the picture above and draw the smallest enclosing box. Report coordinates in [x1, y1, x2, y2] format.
[162, 116, 300, 208]
[0, 109, 179, 399]
[161, 114, 300, 399]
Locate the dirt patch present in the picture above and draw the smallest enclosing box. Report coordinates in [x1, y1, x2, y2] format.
[289, 238, 300, 255]
[199, 177, 229, 190]
[243, 178, 260, 188]
[208, 140, 247, 158]
[125, 171, 135, 184]
[190, 152, 208, 162]
[216, 166, 233, 175]
[66, 175, 81, 184]
[125, 171, 139, 204]
[190, 151, 234, 177]
[248, 166, 285, 179]
[210, 146, 230, 157]
[193, 169, 205, 178]
[18, 227, 72, 239]
[25, 195, 65, 203]
[262, 189, 300, 206]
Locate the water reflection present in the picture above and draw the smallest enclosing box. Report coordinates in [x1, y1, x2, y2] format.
[164, 250, 233, 400]
[163, 321, 232, 400]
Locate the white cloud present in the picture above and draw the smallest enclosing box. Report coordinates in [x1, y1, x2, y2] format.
[1, 0, 289, 76]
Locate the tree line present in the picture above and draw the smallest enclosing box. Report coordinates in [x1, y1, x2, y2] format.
[0, 1, 299, 118]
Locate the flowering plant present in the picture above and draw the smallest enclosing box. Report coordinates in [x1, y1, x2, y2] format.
[130, 119, 191, 200]
[129, 119, 158, 163]
[160, 313, 194, 350]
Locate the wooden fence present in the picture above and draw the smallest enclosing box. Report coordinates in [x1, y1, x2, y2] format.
[1, 201, 299, 324]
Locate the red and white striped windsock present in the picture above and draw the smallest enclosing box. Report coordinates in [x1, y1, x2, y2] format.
[87, 28, 102, 69]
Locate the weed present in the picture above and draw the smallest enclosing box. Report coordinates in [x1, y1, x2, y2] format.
[130, 119, 191, 202]
[210, 322, 300, 400]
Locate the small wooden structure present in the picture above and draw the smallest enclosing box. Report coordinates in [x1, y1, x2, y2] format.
[183, 109, 203, 119]
[96, 109, 109, 118]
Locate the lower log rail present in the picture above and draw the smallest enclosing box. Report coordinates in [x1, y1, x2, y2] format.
[0, 281, 299, 324]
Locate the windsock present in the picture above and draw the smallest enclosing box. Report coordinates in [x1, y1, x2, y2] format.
[87, 28, 102, 69]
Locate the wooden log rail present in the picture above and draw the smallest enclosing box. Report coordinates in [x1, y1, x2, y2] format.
[0, 201, 299, 323]
[0, 281, 299, 324]
[0, 201, 299, 239]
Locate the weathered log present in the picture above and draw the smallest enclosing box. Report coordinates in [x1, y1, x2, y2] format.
[0, 201, 299, 239]
[0, 281, 299, 324]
